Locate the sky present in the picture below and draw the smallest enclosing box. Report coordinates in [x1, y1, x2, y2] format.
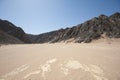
[0, 0, 120, 34]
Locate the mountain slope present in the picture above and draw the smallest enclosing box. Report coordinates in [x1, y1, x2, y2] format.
[0, 12, 120, 44]
[0, 19, 32, 43]
[0, 30, 23, 44]
[35, 12, 120, 43]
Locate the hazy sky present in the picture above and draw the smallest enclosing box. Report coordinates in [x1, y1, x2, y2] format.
[0, 0, 120, 34]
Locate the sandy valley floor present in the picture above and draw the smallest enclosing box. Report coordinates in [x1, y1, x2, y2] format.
[0, 42, 120, 80]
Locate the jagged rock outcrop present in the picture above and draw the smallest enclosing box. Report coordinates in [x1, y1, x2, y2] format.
[35, 12, 120, 43]
[0, 12, 120, 44]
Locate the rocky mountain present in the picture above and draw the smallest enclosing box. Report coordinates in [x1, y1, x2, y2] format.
[0, 12, 120, 44]
[0, 19, 32, 43]
[35, 12, 120, 43]
[0, 30, 23, 44]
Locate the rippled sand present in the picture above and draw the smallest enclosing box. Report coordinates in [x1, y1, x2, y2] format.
[0, 42, 120, 80]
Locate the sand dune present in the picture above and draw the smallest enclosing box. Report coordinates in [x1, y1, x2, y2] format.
[0, 42, 120, 80]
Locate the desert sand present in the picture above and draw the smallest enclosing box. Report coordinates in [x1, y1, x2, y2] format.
[0, 40, 120, 80]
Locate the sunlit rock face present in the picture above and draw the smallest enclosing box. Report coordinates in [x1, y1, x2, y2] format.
[33, 12, 120, 43]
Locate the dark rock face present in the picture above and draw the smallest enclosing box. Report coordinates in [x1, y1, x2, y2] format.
[0, 19, 32, 43]
[0, 12, 120, 44]
[0, 30, 23, 44]
[35, 12, 120, 43]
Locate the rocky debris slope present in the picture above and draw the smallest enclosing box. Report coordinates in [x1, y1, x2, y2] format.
[36, 12, 120, 43]
[0, 12, 120, 44]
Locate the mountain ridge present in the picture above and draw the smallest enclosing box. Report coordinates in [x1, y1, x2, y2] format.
[0, 12, 120, 44]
